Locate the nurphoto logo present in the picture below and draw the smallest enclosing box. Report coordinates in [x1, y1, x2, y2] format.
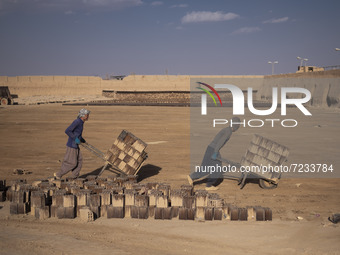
[198, 82, 312, 128]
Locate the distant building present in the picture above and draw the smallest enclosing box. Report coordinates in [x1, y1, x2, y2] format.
[297, 66, 324, 73]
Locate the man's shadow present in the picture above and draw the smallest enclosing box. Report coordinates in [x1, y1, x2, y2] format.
[79, 164, 161, 181]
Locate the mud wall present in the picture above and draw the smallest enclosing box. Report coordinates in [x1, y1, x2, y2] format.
[0, 75, 264, 97]
[1, 71, 339, 108]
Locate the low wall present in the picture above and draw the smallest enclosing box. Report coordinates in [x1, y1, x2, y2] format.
[1, 71, 339, 108]
[257, 70, 340, 108]
[0, 75, 264, 97]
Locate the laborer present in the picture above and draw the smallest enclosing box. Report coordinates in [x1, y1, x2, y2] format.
[187, 117, 241, 191]
[54, 108, 90, 179]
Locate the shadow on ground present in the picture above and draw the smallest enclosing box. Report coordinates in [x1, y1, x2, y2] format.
[79, 164, 162, 181]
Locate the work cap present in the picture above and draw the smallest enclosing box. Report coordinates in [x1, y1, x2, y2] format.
[78, 108, 91, 118]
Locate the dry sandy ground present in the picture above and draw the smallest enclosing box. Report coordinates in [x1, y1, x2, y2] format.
[0, 103, 340, 255]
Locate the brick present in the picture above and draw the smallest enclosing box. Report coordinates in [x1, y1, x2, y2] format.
[178, 208, 187, 220]
[57, 207, 66, 219]
[170, 190, 184, 207]
[107, 206, 124, 219]
[60, 183, 71, 190]
[148, 206, 155, 218]
[187, 208, 195, 221]
[63, 194, 76, 207]
[90, 206, 100, 219]
[207, 194, 223, 208]
[31, 192, 46, 207]
[0, 180, 6, 191]
[157, 184, 170, 197]
[132, 183, 147, 194]
[146, 182, 159, 190]
[89, 194, 101, 207]
[0, 191, 6, 202]
[182, 196, 195, 209]
[247, 207, 256, 221]
[154, 207, 163, 220]
[93, 186, 104, 194]
[214, 208, 223, 221]
[138, 206, 148, 219]
[195, 192, 208, 207]
[124, 205, 132, 218]
[100, 191, 112, 206]
[122, 181, 134, 190]
[12, 191, 26, 203]
[239, 208, 248, 221]
[18, 202, 30, 214]
[163, 207, 173, 220]
[111, 186, 124, 195]
[75, 190, 91, 206]
[6, 190, 12, 202]
[205, 208, 214, 221]
[230, 207, 239, 221]
[180, 185, 193, 196]
[134, 194, 148, 207]
[156, 195, 168, 208]
[79, 207, 94, 222]
[126, 175, 138, 183]
[112, 194, 125, 207]
[132, 140, 146, 153]
[172, 206, 179, 218]
[130, 206, 139, 219]
[74, 178, 86, 187]
[149, 190, 162, 206]
[100, 205, 108, 217]
[255, 207, 265, 221]
[264, 207, 272, 221]
[52, 179, 62, 188]
[64, 207, 76, 219]
[50, 205, 58, 218]
[52, 190, 66, 206]
[124, 189, 136, 206]
[35, 206, 50, 220]
[10, 203, 18, 214]
[86, 175, 97, 181]
[196, 207, 205, 220]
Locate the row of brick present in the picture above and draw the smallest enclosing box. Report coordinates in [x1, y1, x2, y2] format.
[2, 178, 272, 222]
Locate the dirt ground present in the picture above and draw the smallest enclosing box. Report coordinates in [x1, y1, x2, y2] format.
[0, 103, 340, 255]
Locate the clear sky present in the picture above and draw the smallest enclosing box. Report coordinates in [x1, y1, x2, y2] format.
[0, 0, 339, 76]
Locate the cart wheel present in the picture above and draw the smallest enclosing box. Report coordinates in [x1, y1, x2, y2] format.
[0, 98, 8, 105]
[259, 179, 278, 189]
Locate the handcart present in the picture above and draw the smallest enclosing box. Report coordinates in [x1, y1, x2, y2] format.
[221, 134, 289, 189]
[80, 130, 148, 178]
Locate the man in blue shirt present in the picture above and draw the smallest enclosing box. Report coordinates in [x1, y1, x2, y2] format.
[54, 108, 90, 179]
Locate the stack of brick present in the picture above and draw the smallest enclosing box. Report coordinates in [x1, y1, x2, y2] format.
[57, 194, 77, 219]
[0, 180, 6, 202]
[131, 194, 149, 219]
[8, 180, 32, 215]
[3, 176, 273, 222]
[107, 193, 125, 218]
[241, 134, 290, 180]
[31, 191, 49, 219]
[226, 205, 272, 221]
[104, 130, 148, 175]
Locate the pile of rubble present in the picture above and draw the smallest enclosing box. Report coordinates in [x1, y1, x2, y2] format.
[1, 177, 272, 222]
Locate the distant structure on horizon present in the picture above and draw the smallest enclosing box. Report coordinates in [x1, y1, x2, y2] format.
[296, 65, 325, 73]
